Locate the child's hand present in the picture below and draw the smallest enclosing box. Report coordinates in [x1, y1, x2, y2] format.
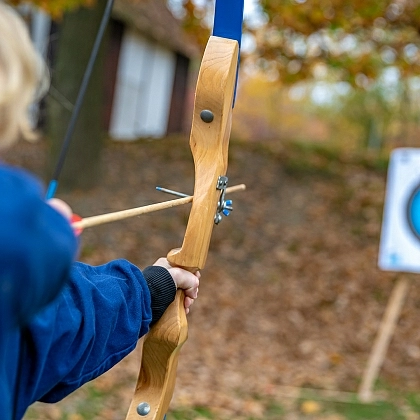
[47, 199, 83, 236]
[153, 257, 200, 314]
[47, 198, 73, 221]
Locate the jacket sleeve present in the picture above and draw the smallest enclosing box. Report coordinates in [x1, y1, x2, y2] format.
[0, 164, 78, 331]
[18, 260, 153, 406]
[1, 166, 177, 412]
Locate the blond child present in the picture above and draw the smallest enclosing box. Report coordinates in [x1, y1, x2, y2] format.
[0, 3, 199, 419]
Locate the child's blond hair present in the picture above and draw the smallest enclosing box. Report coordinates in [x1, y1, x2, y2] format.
[0, 2, 44, 149]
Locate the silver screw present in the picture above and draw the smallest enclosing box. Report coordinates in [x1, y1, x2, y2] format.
[137, 402, 151, 416]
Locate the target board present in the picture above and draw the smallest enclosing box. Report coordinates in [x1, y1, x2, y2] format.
[379, 148, 420, 273]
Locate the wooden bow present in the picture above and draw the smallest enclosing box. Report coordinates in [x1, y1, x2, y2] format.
[124, 34, 239, 420]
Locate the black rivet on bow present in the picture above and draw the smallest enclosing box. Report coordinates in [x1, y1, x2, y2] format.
[200, 109, 214, 123]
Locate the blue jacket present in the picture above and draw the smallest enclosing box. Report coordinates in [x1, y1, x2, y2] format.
[0, 165, 175, 419]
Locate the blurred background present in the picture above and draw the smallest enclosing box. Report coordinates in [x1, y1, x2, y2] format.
[5, 0, 420, 418]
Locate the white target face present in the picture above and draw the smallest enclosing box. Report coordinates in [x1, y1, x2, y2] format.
[379, 148, 420, 273]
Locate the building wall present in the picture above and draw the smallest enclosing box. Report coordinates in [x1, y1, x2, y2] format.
[167, 53, 190, 134]
[109, 28, 176, 140]
[27, 9, 51, 127]
[28, 11, 187, 139]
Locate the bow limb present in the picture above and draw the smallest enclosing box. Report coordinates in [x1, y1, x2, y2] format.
[124, 35, 239, 420]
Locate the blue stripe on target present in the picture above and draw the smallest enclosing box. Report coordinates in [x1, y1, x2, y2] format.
[407, 184, 420, 240]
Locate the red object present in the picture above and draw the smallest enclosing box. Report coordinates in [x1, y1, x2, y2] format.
[71, 214, 83, 236]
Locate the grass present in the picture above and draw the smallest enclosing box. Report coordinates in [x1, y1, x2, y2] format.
[26, 389, 418, 420]
[25, 385, 109, 419]
[169, 407, 214, 419]
[164, 385, 420, 420]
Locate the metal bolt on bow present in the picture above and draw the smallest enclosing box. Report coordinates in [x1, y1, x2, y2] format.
[156, 175, 234, 225]
[215, 176, 233, 224]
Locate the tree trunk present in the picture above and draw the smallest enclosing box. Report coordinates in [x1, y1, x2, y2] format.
[46, 0, 108, 191]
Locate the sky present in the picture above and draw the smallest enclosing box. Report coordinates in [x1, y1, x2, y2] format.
[167, 0, 263, 53]
[168, 0, 262, 26]
[244, 0, 260, 18]
[244, 0, 264, 27]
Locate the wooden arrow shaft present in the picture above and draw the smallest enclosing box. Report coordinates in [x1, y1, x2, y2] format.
[72, 184, 245, 230]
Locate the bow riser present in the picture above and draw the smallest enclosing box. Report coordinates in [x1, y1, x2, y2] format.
[124, 35, 239, 420]
[168, 36, 239, 272]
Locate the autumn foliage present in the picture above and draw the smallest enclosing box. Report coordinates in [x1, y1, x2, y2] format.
[178, 1, 420, 87]
[256, 0, 420, 86]
[7, 0, 94, 17]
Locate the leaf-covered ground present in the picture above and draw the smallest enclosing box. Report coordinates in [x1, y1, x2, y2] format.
[6, 137, 420, 419]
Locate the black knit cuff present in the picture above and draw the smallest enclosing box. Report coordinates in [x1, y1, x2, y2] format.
[143, 266, 177, 325]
